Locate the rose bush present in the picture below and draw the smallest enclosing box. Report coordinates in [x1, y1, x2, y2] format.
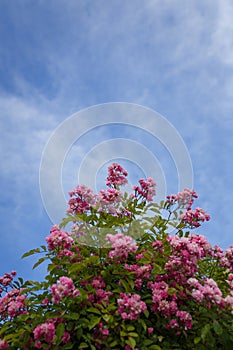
[0, 163, 233, 349]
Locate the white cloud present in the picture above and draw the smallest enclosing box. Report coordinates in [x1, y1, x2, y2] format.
[210, 0, 233, 65]
[0, 95, 55, 177]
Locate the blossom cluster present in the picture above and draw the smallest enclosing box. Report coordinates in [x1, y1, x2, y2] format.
[166, 188, 210, 227]
[148, 280, 178, 317]
[67, 185, 96, 214]
[51, 276, 79, 303]
[87, 276, 112, 305]
[221, 245, 233, 272]
[34, 321, 56, 348]
[132, 177, 156, 201]
[106, 163, 128, 187]
[165, 234, 212, 279]
[67, 164, 129, 216]
[0, 339, 8, 349]
[33, 318, 70, 349]
[97, 188, 124, 216]
[117, 293, 147, 320]
[121, 232, 233, 333]
[46, 225, 74, 251]
[67, 164, 156, 218]
[179, 207, 210, 227]
[106, 233, 138, 260]
[0, 271, 16, 294]
[167, 310, 193, 331]
[0, 288, 27, 319]
[188, 277, 233, 308]
[166, 188, 198, 209]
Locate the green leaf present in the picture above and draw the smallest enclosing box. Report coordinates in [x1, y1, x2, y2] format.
[18, 277, 24, 285]
[201, 323, 211, 341]
[128, 337, 136, 349]
[21, 248, 41, 259]
[128, 278, 135, 289]
[88, 317, 101, 330]
[56, 322, 65, 342]
[109, 341, 118, 347]
[120, 331, 128, 337]
[150, 208, 161, 214]
[194, 337, 201, 344]
[87, 307, 101, 315]
[213, 320, 223, 336]
[103, 314, 111, 323]
[63, 344, 74, 349]
[157, 336, 163, 342]
[167, 287, 177, 296]
[139, 319, 147, 330]
[79, 343, 89, 349]
[33, 257, 46, 269]
[142, 340, 154, 346]
[128, 332, 138, 337]
[121, 279, 130, 292]
[149, 346, 161, 350]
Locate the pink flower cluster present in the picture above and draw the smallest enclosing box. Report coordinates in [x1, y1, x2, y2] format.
[33, 321, 56, 348]
[165, 235, 212, 279]
[106, 233, 138, 260]
[0, 288, 27, 319]
[67, 166, 129, 217]
[99, 188, 122, 204]
[98, 322, 109, 336]
[91, 276, 106, 289]
[124, 264, 152, 290]
[124, 264, 152, 279]
[117, 293, 147, 320]
[66, 164, 157, 219]
[166, 188, 198, 209]
[179, 207, 210, 227]
[87, 276, 112, 305]
[97, 188, 126, 216]
[46, 225, 74, 251]
[133, 177, 156, 202]
[221, 245, 233, 272]
[88, 288, 112, 305]
[224, 273, 233, 308]
[176, 310, 192, 330]
[166, 311, 192, 331]
[148, 280, 193, 330]
[93, 321, 110, 349]
[51, 276, 79, 303]
[187, 276, 233, 309]
[0, 339, 8, 349]
[152, 240, 164, 254]
[0, 271, 16, 294]
[187, 277, 223, 305]
[166, 188, 210, 228]
[148, 281, 178, 317]
[33, 318, 70, 349]
[67, 185, 96, 214]
[106, 163, 128, 187]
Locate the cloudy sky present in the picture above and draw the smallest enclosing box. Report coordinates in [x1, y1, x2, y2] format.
[1, 0, 233, 281]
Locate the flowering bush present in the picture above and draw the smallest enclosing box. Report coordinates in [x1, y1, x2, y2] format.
[0, 163, 233, 349]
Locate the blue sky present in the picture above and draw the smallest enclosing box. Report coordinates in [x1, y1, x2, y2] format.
[0, 0, 233, 281]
